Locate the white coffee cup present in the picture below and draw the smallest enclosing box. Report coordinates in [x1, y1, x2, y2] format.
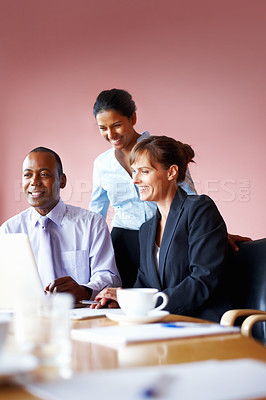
[117, 288, 168, 317]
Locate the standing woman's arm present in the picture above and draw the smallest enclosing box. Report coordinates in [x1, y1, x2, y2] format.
[89, 158, 110, 218]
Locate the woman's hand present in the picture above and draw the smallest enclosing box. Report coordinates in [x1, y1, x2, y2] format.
[228, 234, 252, 252]
[90, 287, 121, 309]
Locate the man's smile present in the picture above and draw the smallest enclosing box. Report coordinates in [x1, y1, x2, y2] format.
[28, 190, 46, 198]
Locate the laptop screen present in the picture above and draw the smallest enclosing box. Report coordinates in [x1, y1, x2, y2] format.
[0, 233, 44, 311]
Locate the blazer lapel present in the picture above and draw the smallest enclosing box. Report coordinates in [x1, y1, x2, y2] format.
[158, 188, 188, 285]
[145, 213, 163, 290]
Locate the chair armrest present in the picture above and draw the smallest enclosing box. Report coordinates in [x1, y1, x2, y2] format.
[241, 314, 266, 338]
[220, 309, 266, 326]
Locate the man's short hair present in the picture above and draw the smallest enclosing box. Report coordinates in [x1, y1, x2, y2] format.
[29, 147, 63, 177]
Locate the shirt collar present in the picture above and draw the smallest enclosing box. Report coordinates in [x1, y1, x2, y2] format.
[30, 198, 66, 228]
[111, 131, 150, 168]
[137, 131, 150, 142]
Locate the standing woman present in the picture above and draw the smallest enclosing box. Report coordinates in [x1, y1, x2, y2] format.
[94, 136, 231, 322]
[90, 89, 196, 288]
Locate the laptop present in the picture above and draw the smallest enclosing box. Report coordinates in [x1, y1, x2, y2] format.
[0, 233, 44, 311]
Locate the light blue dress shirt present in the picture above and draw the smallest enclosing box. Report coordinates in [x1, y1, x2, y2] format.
[90, 131, 197, 230]
[0, 199, 121, 299]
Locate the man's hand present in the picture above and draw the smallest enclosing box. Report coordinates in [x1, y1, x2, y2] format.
[228, 233, 252, 252]
[90, 287, 121, 309]
[45, 276, 92, 303]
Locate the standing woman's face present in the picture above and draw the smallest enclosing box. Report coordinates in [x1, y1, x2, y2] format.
[96, 109, 137, 152]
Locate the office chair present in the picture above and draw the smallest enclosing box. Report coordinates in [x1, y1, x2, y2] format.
[220, 238, 266, 344]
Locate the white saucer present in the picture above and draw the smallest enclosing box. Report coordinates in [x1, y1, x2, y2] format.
[106, 310, 169, 324]
[0, 352, 38, 382]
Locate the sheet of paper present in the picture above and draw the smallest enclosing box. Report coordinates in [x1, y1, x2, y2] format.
[26, 358, 266, 400]
[71, 321, 240, 345]
[70, 308, 122, 320]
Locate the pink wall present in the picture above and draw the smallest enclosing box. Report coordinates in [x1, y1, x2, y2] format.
[1, 0, 266, 239]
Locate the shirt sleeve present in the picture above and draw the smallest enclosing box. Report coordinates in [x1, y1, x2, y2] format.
[0, 219, 18, 233]
[89, 159, 110, 218]
[0, 223, 7, 232]
[179, 167, 197, 195]
[84, 214, 121, 299]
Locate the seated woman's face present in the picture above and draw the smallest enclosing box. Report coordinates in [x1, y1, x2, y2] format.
[131, 151, 171, 203]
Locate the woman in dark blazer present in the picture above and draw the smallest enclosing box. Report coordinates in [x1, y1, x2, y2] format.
[94, 136, 231, 322]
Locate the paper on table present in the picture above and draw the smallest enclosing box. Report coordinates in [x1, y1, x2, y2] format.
[26, 358, 266, 400]
[70, 308, 122, 320]
[71, 321, 240, 346]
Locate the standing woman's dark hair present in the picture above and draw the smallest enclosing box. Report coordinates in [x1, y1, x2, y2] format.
[93, 88, 136, 118]
[130, 136, 195, 183]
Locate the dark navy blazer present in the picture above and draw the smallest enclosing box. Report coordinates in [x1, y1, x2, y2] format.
[134, 188, 231, 322]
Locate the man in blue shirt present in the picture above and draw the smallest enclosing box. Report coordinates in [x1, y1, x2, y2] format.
[0, 147, 121, 302]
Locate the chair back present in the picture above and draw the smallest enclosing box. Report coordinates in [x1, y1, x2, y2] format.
[227, 238, 266, 342]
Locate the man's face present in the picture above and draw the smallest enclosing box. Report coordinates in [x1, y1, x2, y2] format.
[23, 151, 64, 215]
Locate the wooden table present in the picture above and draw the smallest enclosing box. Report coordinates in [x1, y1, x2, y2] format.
[1, 314, 266, 399]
